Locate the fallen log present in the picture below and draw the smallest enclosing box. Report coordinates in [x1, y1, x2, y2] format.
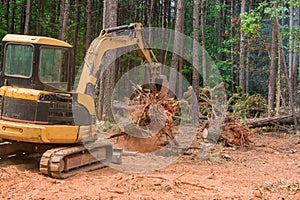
[246, 112, 300, 128]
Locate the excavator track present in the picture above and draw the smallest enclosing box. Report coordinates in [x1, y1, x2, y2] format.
[40, 140, 112, 179]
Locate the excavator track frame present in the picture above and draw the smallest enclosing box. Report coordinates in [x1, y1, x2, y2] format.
[40, 140, 112, 179]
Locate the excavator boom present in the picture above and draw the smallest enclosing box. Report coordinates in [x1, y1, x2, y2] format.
[76, 23, 157, 94]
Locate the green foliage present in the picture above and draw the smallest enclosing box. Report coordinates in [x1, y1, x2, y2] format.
[0, 0, 298, 105]
[228, 90, 268, 118]
[241, 11, 262, 37]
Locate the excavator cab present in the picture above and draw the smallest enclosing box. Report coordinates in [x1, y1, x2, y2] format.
[0, 34, 73, 91]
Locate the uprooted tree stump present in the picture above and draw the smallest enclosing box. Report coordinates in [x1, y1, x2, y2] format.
[112, 84, 179, 153]
[220, 116, 251, 146]
[200, 116, 251, 147]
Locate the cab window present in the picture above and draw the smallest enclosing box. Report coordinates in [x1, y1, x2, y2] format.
[39, 47, 69, 90]
[4, 44, 33, 78]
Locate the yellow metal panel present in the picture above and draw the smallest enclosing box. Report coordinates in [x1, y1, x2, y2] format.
[41, 125, 79, 143]
[77, 93, 95, 115]
[0, 120, 82, 144]
[0, 86, 52, 101]
[0, 120, 43, 143]
[2, 34, 72, 48]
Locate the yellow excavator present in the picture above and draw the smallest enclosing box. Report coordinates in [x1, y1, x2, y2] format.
[0, 23, 168, 178]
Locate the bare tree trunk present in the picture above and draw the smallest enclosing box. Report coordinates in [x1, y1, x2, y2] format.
[239, 0, 246, 90]
[245, 0, 252, 94]
[230, 0, 235, 93]
[72, 0, 81, 86]
[86, 0, 92, 49]
[4, 0, 9, 32]
[98, 0, 118, 121]
[201, 0, 207, 85]
[169, 0, 185, 97]
[273, 3, 297, 128]
[268, 21, 277, 117]
[59, 0, 69, 41]
[24, 0, 32, 35]
[36, 0, 45, 35]
[192, 0, 200, 100]
[147, 0, 154, 27]
[10, 0, 16, 33]
[19, 1, 26, 33]
[178, 24, 185, 99]
[160, 0, 167, 64]
[288, 3, 294, 95]
[292, 6, 299, 105]
[275, 34, 281, 115]
[147, 0, 154, 43]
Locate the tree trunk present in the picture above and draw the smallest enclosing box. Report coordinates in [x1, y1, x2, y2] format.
[10, 0, 16, 33]
[169, 0, 185, 97]
[147, 0, 154, 27]
[192, 0, 200, 100]
[275, 43, 281, 116]
[201, 0, 206, 85]
[4, 0, 9, 32]
[98, 0, 118, 121]
[60, 0, 70, 41]
[72, 0, 81, 86]
[268, 21, 277, 117]
[273, 3, 297, 128]
[230, 0, 235, 93]
[292, 6, 299, 104]
[288, 3, 293, 94]
[36, 0, 45, 35]
[239, 0, 246, 90]
[245, 0, 252, 93]
[160, 0, 167, 64]
[24, 0, 32, 35]
[86, 0, 92, 49]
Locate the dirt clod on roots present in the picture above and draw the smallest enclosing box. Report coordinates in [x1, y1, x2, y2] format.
[114, 86, 179, 153]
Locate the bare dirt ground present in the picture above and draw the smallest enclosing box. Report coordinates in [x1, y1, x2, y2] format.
[0, 132, 300, 200]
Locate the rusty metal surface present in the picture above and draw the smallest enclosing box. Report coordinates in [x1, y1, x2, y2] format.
[0, 141, 54, 158]
[39, 140, 112, 179]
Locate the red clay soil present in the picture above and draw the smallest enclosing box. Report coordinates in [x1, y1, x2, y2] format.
[0, 132, 300, 200]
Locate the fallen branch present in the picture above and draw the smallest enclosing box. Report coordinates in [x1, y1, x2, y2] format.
[174, 180, 217, 191]
[136, 175, 217, 191]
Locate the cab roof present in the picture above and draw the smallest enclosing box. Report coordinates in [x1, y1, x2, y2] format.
[2, 34, 72, 48]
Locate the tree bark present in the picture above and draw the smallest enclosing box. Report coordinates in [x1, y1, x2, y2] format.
[268, 21, 277, 117]
[273, 3, 297, 128]
[245, 0, 252, 94]
[24, 0, 32, 35]
[275, 44, 281, 116]
[160, 0, 167, 64]
[246, 112, 300, 128]
[288, 3, 293, 94]
[98, 0, 118, 120]
[169, 0, 185, 97]
[292, 6, 299, 104]
[60, 0, 70, 41]
[200, 0, 206, 85]
[86, 0, 92, 49]
[192, 0, 200, 100]
[36, 0, 45, 35]
[4, 0, 9, 32]
[10, 0, 16, 33]
[239, 0, 246, 90]
[72, 0, 81, 86]
[230, 0, 235, 93]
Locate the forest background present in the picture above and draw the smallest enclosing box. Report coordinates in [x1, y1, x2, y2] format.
[0, 0, 299, 127]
